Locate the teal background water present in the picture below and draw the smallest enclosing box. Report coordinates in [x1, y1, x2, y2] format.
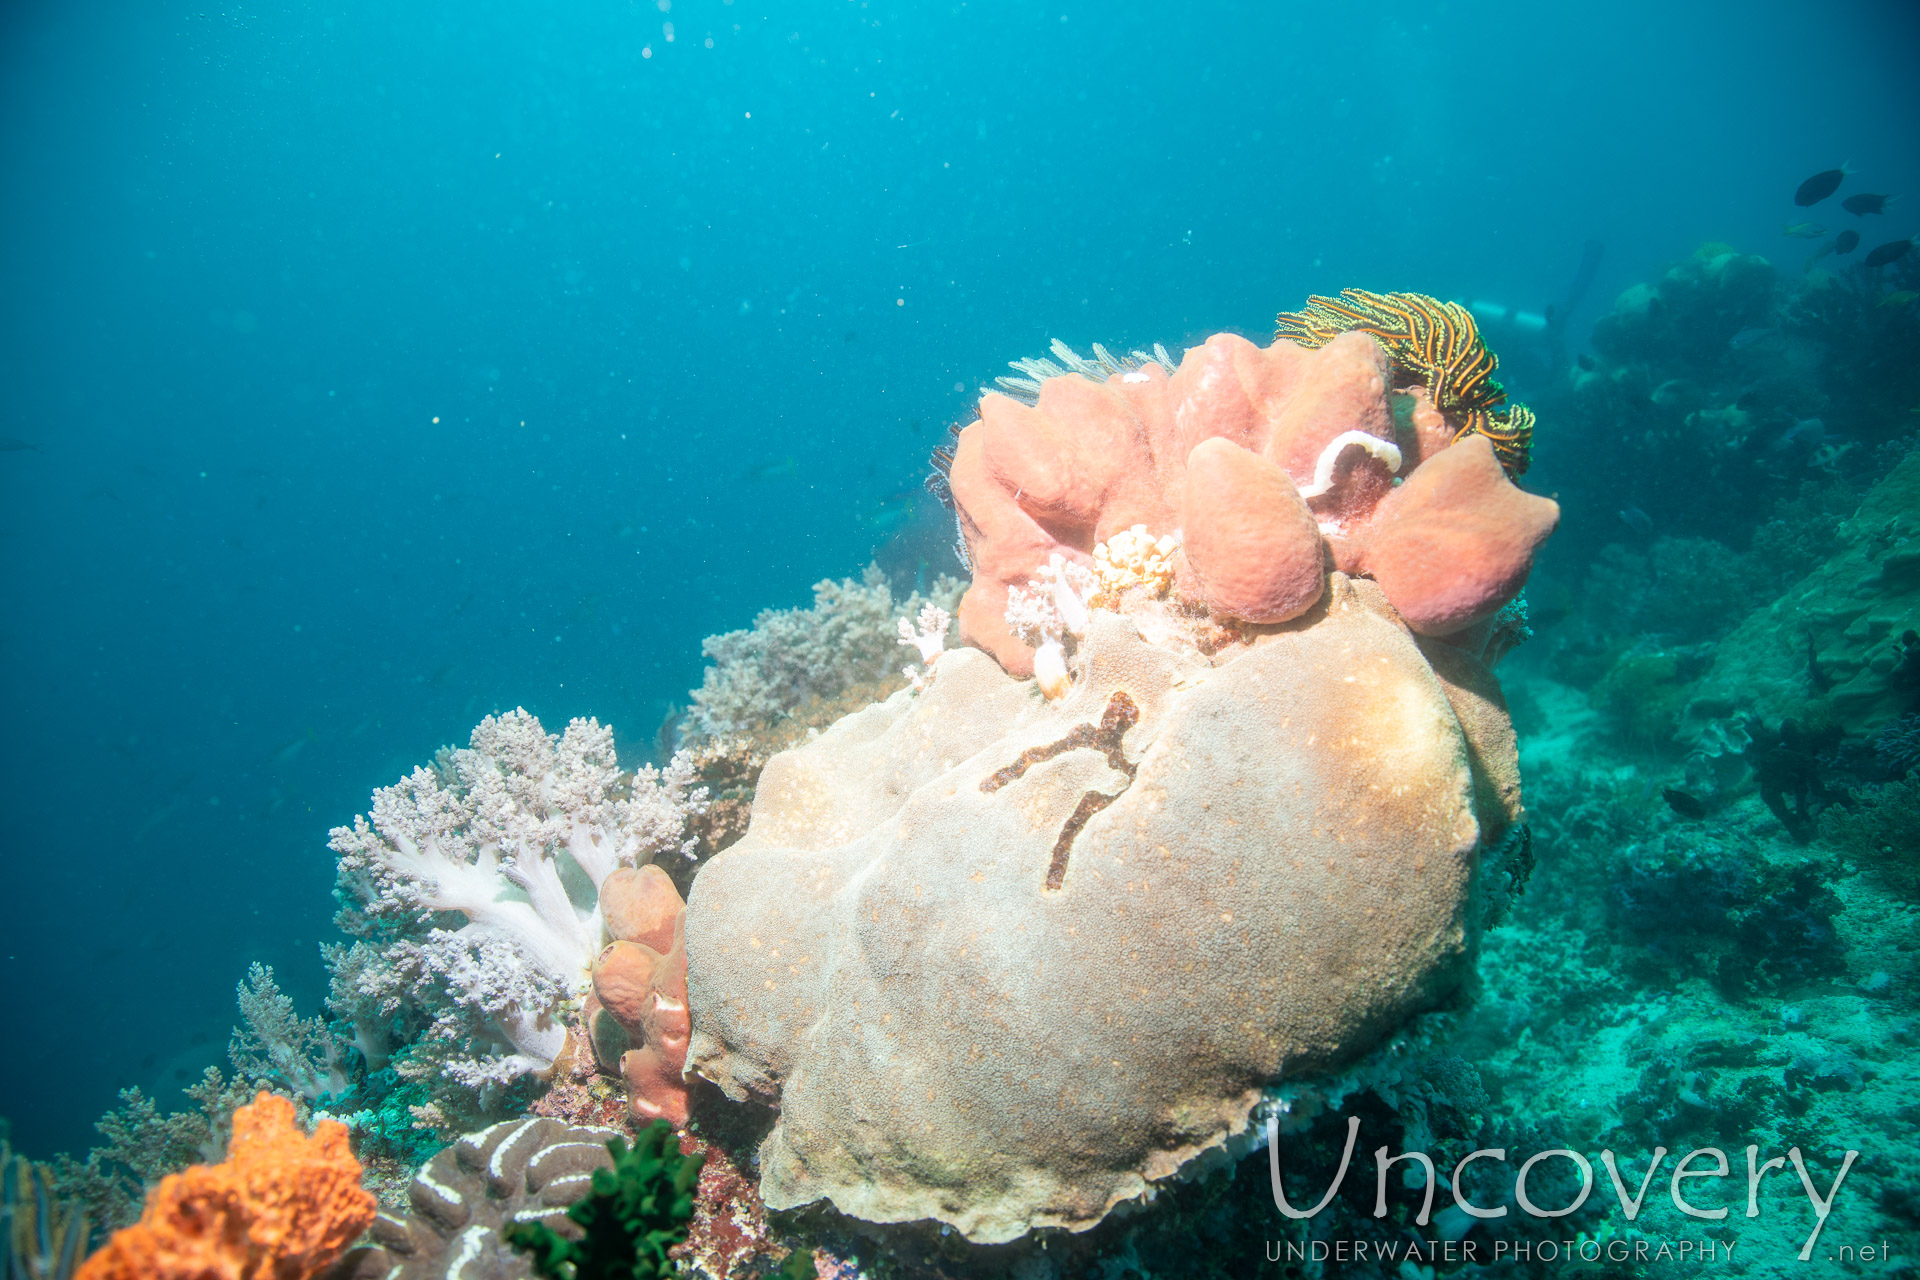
[2, 0, 1916, 1158]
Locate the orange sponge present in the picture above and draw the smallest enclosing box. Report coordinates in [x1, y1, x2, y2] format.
[76, 1092, 373, 1280]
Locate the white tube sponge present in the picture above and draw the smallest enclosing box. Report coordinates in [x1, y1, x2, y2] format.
[1296, 430, 1404, 499]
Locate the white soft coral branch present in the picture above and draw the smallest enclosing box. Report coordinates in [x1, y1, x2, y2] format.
[326, 707, 707, 1094]
[1005, 554, 1096, 699]
[898, 603, 952, 692]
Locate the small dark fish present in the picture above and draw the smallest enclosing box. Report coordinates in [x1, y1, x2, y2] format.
[1841, 192, 1892, 216]
[1864, 238, 1913, 269]
[1576, 353, 1596, 371]
[1834, 229, 1860, 254]
[0, 437, 42, 453]
[1795, 166, 1849, 207]
[1619, 507, 1653, 534]
[1729, 325, 1777, 349]
[1663, 787, 1707, 820]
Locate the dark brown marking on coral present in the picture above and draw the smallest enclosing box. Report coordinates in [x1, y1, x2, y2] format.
[1047, 789, 1123, 890]
[980, 691, 1140, 792]
[980, 692, 1141, 890]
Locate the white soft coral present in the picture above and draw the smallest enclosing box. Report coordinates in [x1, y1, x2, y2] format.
[897, 603, 953, 692]
[1005, 554, 1096, 699]
[327, 708, 707, 1097]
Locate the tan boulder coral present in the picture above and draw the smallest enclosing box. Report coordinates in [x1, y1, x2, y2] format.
[685, 576, 1510, 1243]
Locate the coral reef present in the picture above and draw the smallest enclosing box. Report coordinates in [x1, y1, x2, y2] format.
[325, 709, 707, 1127]
[504, 1122, 701, 1280]
[1611, 829, 1848, 993]
[675, 567, 963, 748]
[685, 573, 1525, 1243]
[1685, 448, 1920, 738]
[75, 1093, 373, 1280]
[45, 1067, 260, 1238]
[939, 324, 1556, 676]
[340, 1117, 791, 1280]
[1820, 773, 1920, 895]
[230, 963, 353, 1104]
[1538, 241, 1919, 583]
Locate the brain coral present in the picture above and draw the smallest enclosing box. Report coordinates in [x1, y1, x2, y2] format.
[684, 574, 1523, 1242]
[942, 328, 1557, 675]
[357, 1117, 621, 1279]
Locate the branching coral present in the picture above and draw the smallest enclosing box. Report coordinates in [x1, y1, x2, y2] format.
[677, 567, 965, 746]
[75, 1093, 373, 1280]
[230, 964, 352, 1103]
[1276, 289, 1535, 475]
[45, 1068, 260, 1238]
[327, 709, 707, 1123]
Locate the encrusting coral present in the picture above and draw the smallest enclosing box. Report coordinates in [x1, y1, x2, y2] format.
[938, 319, 1557, 677]
[74, 1092, 373, 1280]
[325, 709, 708, 1125]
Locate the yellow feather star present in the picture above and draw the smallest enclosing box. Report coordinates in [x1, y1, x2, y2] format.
[1275, 288, 1535, 476]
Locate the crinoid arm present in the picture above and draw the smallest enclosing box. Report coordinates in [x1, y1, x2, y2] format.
[1277, 288, 1534, 476]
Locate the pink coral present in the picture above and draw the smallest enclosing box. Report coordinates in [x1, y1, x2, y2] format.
[946, 331, 1558, 674]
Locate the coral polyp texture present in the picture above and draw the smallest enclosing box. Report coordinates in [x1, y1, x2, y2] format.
[685, 572, 1528, 1242]
[75, 1092, 374, 1280]
[938, 322, 1557, 677]
[326, 709, 707, 1125]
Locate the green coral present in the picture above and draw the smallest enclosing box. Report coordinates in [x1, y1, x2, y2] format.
[505, 1121, 702, 1280]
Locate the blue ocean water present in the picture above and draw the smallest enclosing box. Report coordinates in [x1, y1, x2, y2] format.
[1, 0, 1916, 1198]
